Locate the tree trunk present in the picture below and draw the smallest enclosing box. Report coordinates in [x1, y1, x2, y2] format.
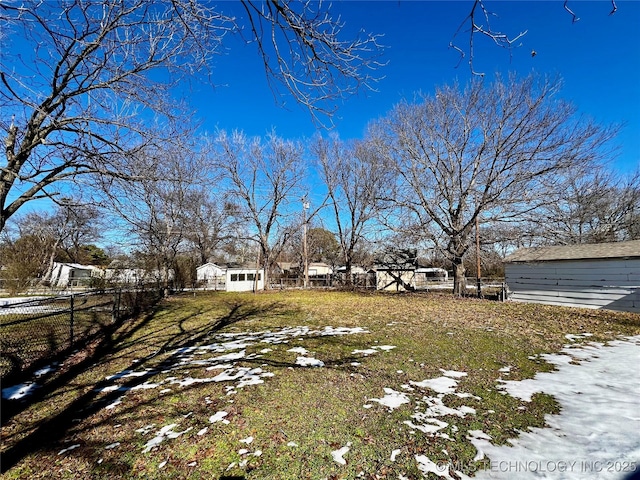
[452, 257, 467, 296]
[344, 260, 353, 287]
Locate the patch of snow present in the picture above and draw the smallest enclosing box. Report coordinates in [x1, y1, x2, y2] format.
[331, 442, 352, 465]
[142, 424, 192, 453]
[34, 364, 56, 377]
[565, 333, 593, 342]
[2, 382, 39, 400]
[468, 430, 493, 461]
[411, 376, 458, 394]
[131, 381, 162, 390]
[105, 397, 123, 410]
[417, 396, 475, 417]
[295, 356, 325, 367]
[106, 369, 152, 381]
[476, 336, 640, 479]
[287, 346, 309, 355]
[391, 449, 402, 461]
[352, 348, 378, 356]
[404, 417, 449, 434]
[209, 411, 230, 424]
[197, 427, 208, 436]
[415, 454, 454, 478]
[370, 388, 410, 410]
[440, 369, 467, 378]
[58, 444, 80, 455]
[239, 436, 254, 444]
[376, 345, 397, 351]
[135, 424, 156, 435]
[105, 442, 120, 450]
[287, 441, 298, 447]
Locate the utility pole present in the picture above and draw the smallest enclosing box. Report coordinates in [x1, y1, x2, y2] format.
[302, 198, 310, 289]
[475, 214, 482, 298]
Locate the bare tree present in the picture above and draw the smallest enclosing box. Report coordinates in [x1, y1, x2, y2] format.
[107, 142, 204, 295]
[213, 131, 306, 289]
[530, 168, 640, 245]
[182, 190, 241, 266]
[314, 136, 390, 284]
[0, 233, 50, 293]
[1, 0, 382, 233]
[370, 74, 618, 295]
[11, 199, 102, 282]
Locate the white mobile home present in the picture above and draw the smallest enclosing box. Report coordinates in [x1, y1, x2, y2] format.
[48, 262, 101, 288]
[504, 240, 640, 313]
[196, 263, 226, 289]
[225, 267, 265, 292]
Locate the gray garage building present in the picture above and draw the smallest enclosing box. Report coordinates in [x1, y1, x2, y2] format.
[504, 240, 640, 313]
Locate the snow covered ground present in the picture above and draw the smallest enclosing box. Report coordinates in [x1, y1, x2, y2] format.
[470, 335, 640, 480]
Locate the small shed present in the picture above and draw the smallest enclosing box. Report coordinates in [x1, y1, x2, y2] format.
[375, 266, 416, 292]
[504, 240, 640, 313]
[196, 263, 226, 289]
[225, 266, 265, 292]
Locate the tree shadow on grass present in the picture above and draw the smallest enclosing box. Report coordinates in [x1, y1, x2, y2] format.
[0, 296, 292, 474]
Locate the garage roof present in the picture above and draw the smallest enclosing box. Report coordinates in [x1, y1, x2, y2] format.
[503, 240, 640, 263]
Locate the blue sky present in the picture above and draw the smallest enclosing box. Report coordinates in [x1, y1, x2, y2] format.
[197, 0, 640, 175]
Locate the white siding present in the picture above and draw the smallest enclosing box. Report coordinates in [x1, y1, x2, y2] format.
[505, 259, 640, 313]
[225, 269, 264, 292]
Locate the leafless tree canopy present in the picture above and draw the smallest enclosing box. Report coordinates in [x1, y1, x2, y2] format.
[0, 0, 383, 233]
[314, 135, 390, 281]
[530, 169, 640, 245]
[213, 131, 306, 288]
[370, 74, 619, 294]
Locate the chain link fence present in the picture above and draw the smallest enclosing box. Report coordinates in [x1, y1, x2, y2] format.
[0, 288, 162, 382]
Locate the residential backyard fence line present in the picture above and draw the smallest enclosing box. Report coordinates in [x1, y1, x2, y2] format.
[0, 288, 163, 382]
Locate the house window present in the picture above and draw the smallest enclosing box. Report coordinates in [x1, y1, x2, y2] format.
[231, 274, 238, 282]
[238, 273, 246, 281]
[258, 273, 262, 281]
[247, 273, 255, 281]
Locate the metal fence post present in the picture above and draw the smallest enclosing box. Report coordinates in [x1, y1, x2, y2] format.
[112, 289, 121, 323]
[69, 294, 75, 349]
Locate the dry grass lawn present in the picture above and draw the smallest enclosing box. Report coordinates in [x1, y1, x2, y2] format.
[2, 290, 639, 479]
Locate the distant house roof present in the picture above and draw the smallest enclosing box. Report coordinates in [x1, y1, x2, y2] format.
[225, 263, 264, 271]
[503, 240, 640, 263]
[196, 262, 224, 271]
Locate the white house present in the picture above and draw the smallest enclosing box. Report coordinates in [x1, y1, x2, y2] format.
[307, 262, 333, 276]
[196, 263, 226, 289]
[504, 240, 640, 313]
[225, 266, 265, 292]
[48, 262, 101, 288]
